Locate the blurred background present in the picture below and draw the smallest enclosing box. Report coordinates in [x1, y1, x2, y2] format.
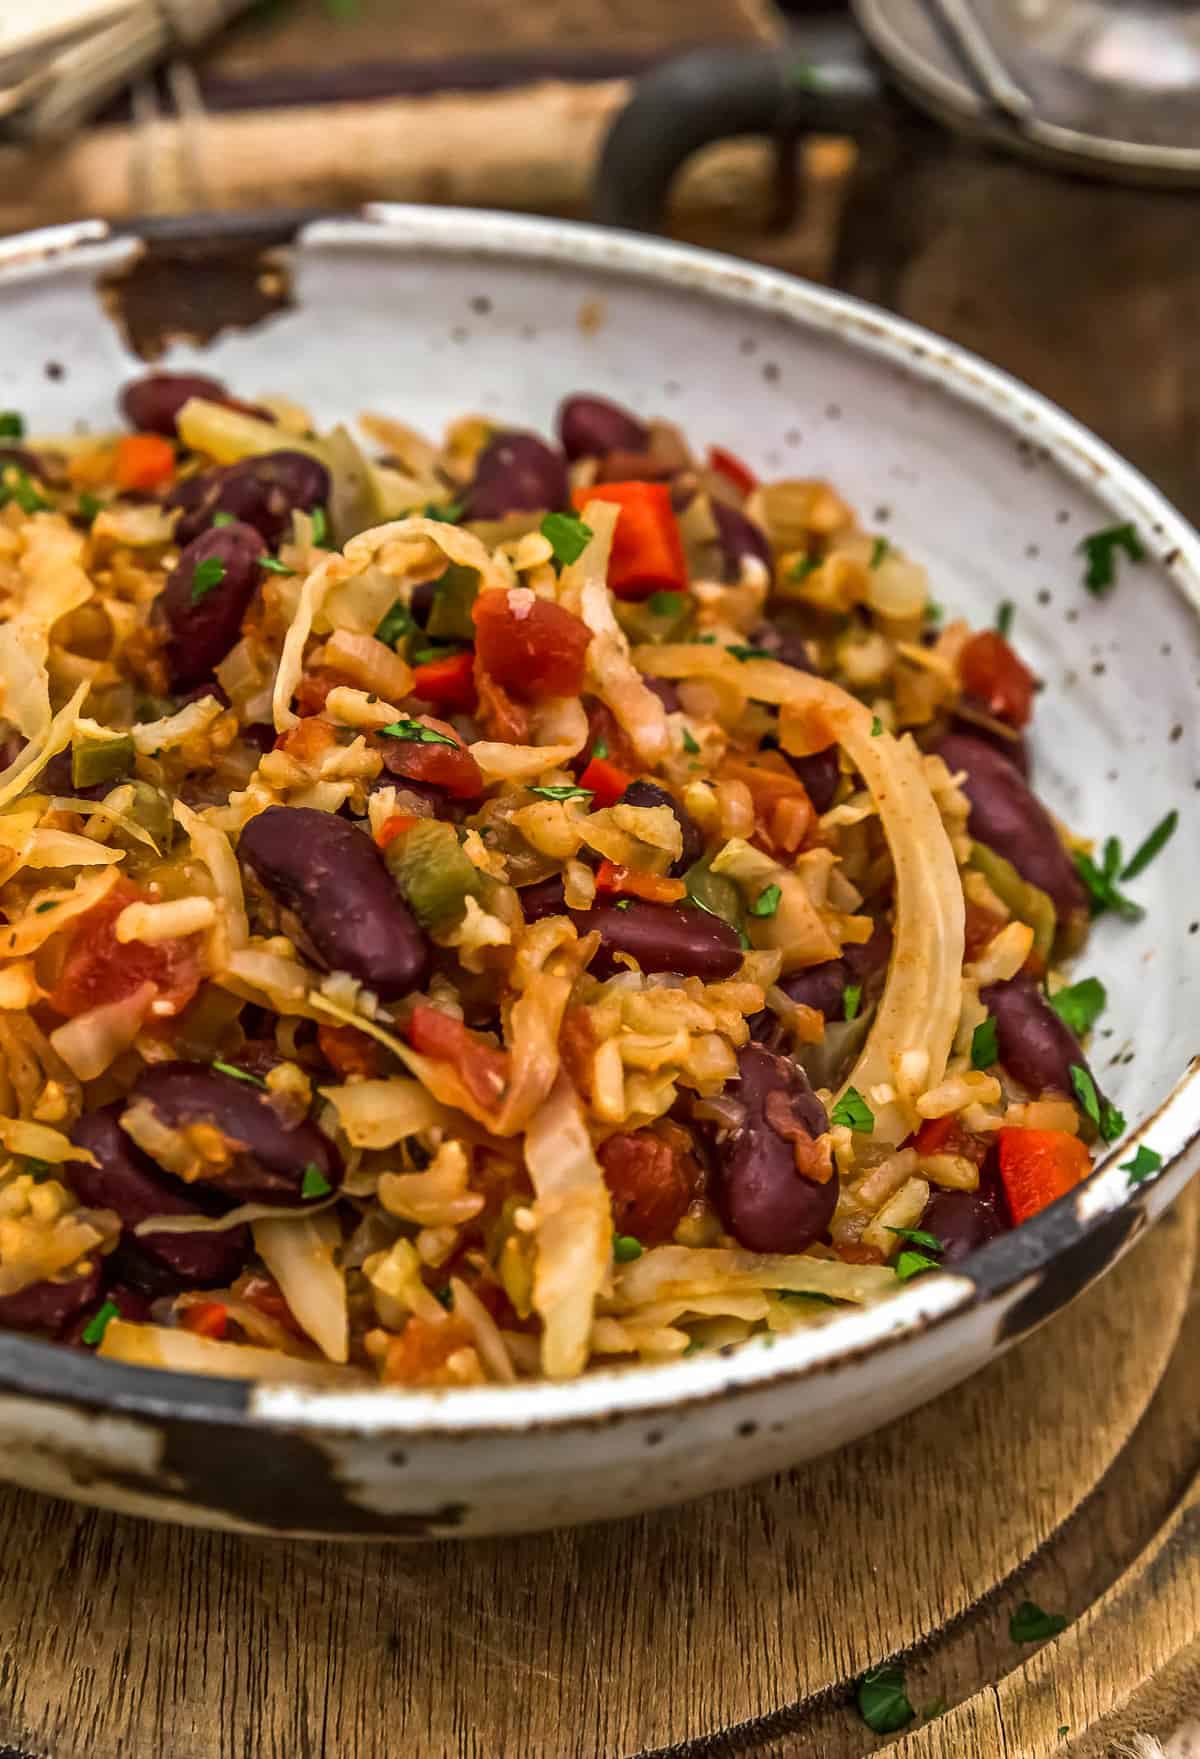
[1, 0, 1198, 515]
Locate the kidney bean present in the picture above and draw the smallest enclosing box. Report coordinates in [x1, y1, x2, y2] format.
[783, 744, 839, 813]
[935, 733, 1086, 924]
[519, 876, 567, 921]
[920, 1183, 1008, 1265]
[751, 919, 891, 1040]
[714, 1045, 835, 1252]
[644, 676, 680, 713]
[158, 521, 266, 690]
[239, 804, 430, 1000]
[131, 1063, 342, 1205]
[0, 1262, 102, 1334]
[951, 697, 1030, 777]
[463, 432, 568, 520]
[980, 974, 1103, 1110]
[167, 450, 330, 548]
[619, 778, 704, 876]
[558, 395, 649, 463]
[713, 501, 772, 581]
[409, 579, 437, 626]
[121, 372, 232, 437]
[576, 899, 743, 981]
[70, 1103, 250, 1284]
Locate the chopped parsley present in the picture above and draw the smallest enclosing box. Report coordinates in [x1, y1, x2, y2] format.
[1069, 1064, 1125, 1141]
[433, 1284, 454, 1309]
[258, 556, 296, 575]
[748, 883, 781, 918]
[0, 411, 24, 438]
[970, 1016, 999, 1070]
[870, 715, 884, 737]
[77, 491, 105, 525]
[789, 554, 819, 584]
[301, 1163, 332, 1199]
[1079, 522, 1144, 594]
[831, 1086, 874, 1134]
[614, 898, 633, 911]
[996, 599, 1015, 638]
[681, 727, 700, 755]
[727, 644, 772, 662]
[540, 510, 593, 567]
[1121, 1144, 1162, 1185]
[592, 736, 609, 760]
[378, 718, 459, 748]
[211, 510, 236, 527]
[189, 556, 226, 605]
[423, 498, 465, 525]
[1120, 808, 1177, 881]
[309, 506, 330, 546]
[869, 536, 889, 569]
[1009, 1600, 1068, 1644]
[895, 1250, 941, 1282]
[0, 470, 49, 514]
[374, 600, 414, 650]
[34, 901, 58, 914]
[842, 983, 862, 1021]
[1048, 976, 1106, 1036]
[856, 1665, 914, 1734]
[647, 590, 686, 617]
[82, 1299, 120, 1347]
[925, 600, 944, 625]
[22, 1158, 52, 1181]
[887, 1226, 943, 1253]
[526, 784, 593, 802]
[612, 1233, 643, 1263]
[212, 1059, 267, 1089]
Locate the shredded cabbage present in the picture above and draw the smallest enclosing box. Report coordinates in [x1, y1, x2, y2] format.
[253, 1210, 348, 1364]
[562, 501, 669, 765]
[524, 1073, 612, 1380]
[98, 1319, 362, 1384]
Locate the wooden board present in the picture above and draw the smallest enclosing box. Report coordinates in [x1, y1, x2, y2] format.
[0, 1189, 1195, 1759]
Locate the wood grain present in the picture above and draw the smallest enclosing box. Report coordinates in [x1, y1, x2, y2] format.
[0, 1191, 1194, 1759]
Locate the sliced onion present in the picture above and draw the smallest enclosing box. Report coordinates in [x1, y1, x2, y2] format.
[319, 1077, 455, 1147]
[524, 1072, 612, 1380]
[253, 1210, 348, 1364]
[613, 1245, 896, 1309]
[173, 800, 248, 951]
[561, 501, 668, 765]
[50, 982, 155, 1080]
[450, 1275, 516, 1384]
[635, 645, 965, 1147]
[98, 1318, 362, 1384]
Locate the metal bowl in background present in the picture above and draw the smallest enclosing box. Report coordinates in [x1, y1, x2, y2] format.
[0, 205, 1197, 1538]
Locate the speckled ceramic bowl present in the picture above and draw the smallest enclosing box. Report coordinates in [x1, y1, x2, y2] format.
[0, 207, 1196, 1538]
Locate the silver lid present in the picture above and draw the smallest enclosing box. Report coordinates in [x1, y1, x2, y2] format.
[853, 0, 1200, 184]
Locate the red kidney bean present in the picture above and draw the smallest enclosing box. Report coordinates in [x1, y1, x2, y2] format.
[70, 1103, 251, 1284]
[644, 676, 680, 713]
[239, 804, 431, 1000]
[751, 920, 891, 1041]
[558, 395, 649, 462]
[63, 1282, 152, 1347]
[576, 899, 743, 981]
[752, 617, 814, 674]
[714, 1045, 835, 1252]
[159, 520, 266, 690]
[131, 1064, 342, 1205]
[121, 372, 232, 437]
[463, 432, 568, 520]
[0, 1261, 102, 1334]
[920, 1183, 1008, 1265]
[784, 743, 839, 813]
[951, 696, 1030, 777]
[713, 501, 772, 581]
[408, 579, 437, 626]
[935, 733, 1086, 924]
[980, 974, 1103, 1108]
[519, 876, 567, 921]
[619, 778, 704, 876]
[167, 450, 330, 548]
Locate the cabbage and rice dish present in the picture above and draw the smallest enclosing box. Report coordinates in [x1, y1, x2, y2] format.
[0, 375, 1166, 1387]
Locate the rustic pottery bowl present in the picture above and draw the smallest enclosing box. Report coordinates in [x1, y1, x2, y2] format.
[0, 207, 1196, 1539]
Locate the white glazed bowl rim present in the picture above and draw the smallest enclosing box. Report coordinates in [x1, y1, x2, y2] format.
[0, 204, 1197, 1440]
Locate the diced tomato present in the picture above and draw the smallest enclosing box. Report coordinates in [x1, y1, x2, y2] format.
[474, 662, 531, 744]
[722, 753, 815, 852]
[376, 718, 483, 799]
[317, 1021, 381, 1080]
[411, 649, 478, 713]
[181, 1301, 228, 1340]
[593, 859, 686, 904]
[114, 432, 176, 493]
[997, 1127, 1090, 1224]
[835, 1241, 886, 1266]
[913, 1114, 989, 1167]
[275, 717, 338, 763]
[373, 813, 420, 850]
[959, 631, 1037, 728]
[963, 898, 1007, 961]
[377, 1314, 476, 1386]
[405, 1004, 509, 1111]
[599, 1126, 698, 1245]
[578, 754, 633, 809]
[708, 444, 757, 497]
[46, 877, 202, 1022]
[471, 589, 592, 701]
[293, 669, 352, 718]
[571, 481, 687, 601]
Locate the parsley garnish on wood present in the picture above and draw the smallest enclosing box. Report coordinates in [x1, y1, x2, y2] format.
[856, 1665, 915, 1734]
[1009, 1600, 1068, 1644]
[1079, 522, 1144, 594]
